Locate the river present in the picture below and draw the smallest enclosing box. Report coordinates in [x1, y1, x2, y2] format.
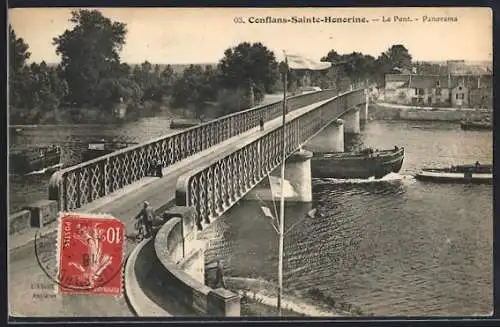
[8, 117, 493, 316]
[201, 119, 493, 316]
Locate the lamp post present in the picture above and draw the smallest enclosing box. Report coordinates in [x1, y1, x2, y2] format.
[277, 59, 289, 316]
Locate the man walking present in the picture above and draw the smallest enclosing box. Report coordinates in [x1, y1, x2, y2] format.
[214, 259, 226, 289]
[135, 201, 154, 238]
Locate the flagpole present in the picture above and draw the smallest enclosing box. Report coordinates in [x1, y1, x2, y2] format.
[277, 54, 288, 316]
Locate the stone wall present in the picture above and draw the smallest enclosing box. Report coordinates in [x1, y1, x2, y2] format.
[370, 103, 492, 122]
[9, 200, 58, 235]
[154, 212, 241, 316]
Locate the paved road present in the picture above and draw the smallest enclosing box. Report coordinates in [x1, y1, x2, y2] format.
[8, 98, 332, 317]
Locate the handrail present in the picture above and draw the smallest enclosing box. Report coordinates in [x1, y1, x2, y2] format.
[175, 88, 366, 226]
[49, 84, 367, 211]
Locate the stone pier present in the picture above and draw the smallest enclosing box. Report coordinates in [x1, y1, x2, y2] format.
[360, 90, 369, 122]
[303, 119, 344, 154]
[342, 108, 360, 134]
[244, 149, 313, 202]
[329, 119, 345, 153]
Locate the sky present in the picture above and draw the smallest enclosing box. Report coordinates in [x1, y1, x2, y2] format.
[9, 7, 492, 65]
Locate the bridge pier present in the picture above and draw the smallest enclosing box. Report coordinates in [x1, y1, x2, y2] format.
[360, 90, 369, 122]
[303, 119, 344, 154]
[330, 119, 345, 153]
[284, 149, 313, 202]
[244, 149, 313, 203]
[342, 108, 360, 134]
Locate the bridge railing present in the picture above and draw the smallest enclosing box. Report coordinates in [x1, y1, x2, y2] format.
[49, 88, 352, 211]
[175, 89, 366, 226]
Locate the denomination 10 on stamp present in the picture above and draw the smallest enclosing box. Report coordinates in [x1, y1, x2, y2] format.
[57, 212, 125, 296]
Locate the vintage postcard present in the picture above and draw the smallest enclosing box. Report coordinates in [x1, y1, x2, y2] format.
[8, 6, 492, 319]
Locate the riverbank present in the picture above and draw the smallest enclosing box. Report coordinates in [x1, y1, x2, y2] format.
[225, 277, 364, 317]
[9, 101, 184, 126]
[369, 102, 492, 122]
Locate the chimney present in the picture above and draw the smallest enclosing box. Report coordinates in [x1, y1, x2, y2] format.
[448, 73, 451, 89]
[477, 75, 481, 88]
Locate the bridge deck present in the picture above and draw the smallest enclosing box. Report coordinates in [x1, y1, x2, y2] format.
[8, 97, 334, 317]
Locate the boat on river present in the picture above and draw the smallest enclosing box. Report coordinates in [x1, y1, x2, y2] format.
[82, 140, 138, 162]
[415, 163, 492, 184]
[311, 146, 405, 179]
[460, 120, 492, 131]
[9, 145, 62, 175]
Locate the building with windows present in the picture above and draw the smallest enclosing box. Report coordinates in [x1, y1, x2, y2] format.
[383, 73, 492, 108]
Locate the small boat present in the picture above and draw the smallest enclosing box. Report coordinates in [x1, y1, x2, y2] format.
[9, 145, 61, 175]
[460, 120, 492, 131]
[169, 119, 201, 129]
[82, 140, 138, 162]
[415, 163, 492, 184]
[311, 146, 405, 179]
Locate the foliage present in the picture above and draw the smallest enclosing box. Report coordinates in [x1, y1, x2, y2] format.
[53, 9, 127, 107]
[170, 65, 219, 118]
[9, 9, 426, 125]
[9, 25, 31, 74]
[306, 287, 365, 316]
[415, 61, 448, 75]
[9, 25, 32, 110]
[318, 44, 413, 89]
[219, 42, 279, 93]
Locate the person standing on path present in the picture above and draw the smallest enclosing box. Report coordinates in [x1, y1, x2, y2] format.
[135, 201, 154, 238]
[214, 259, 226, 289]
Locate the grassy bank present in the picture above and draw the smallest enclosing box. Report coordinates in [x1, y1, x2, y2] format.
[240, 293, 305, 317]
[225, 277, 366, 317]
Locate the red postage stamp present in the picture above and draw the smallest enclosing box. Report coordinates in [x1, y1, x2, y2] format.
[57, 212, 125, 296]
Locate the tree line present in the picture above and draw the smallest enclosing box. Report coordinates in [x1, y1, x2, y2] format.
[9, 9, 418, 125]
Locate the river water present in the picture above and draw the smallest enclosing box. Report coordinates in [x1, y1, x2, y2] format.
[201, 120, 493, 316]
[8, 118, 493, 316]
[8, 117, 175, 213]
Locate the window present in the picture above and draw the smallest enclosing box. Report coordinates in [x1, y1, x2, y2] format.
[436, 88, 442, 96]
[415, 88, 424, 96]
[458, 86, 463, 91]
[436, 80, 440, 87]
[456, 93, 465, 100]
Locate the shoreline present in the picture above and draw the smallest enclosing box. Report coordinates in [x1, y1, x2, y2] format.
[225, 277, 363, 317]
[374, 102, 491, 112]
[369, 102, 492, 122]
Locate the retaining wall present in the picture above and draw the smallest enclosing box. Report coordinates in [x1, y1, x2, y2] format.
[370, 103, 492, 121]
[9, 200, 58, 235]
[125, 238, 171, 316]
[154, 210, 240, 316]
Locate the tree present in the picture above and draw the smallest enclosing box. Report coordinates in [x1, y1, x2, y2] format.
[170, 65, 219, 118]
[9, 25, 31, 109]
[371, 45, 412, 86]
[9, 25, 31, 74]
[94, 77, 141, 113]
[321, 49, 342, 64]
[218, 42, 278, 93]
[381, 44, 412, 71]
[159, 65, 176, 97]
[53, 9, 127, 107]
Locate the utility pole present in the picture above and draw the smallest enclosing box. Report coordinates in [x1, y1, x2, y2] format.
[277, 57, 288, 316]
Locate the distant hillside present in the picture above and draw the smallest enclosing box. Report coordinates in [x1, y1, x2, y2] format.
[127, 62, 218, 74]
[43, 61, 218, 74]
